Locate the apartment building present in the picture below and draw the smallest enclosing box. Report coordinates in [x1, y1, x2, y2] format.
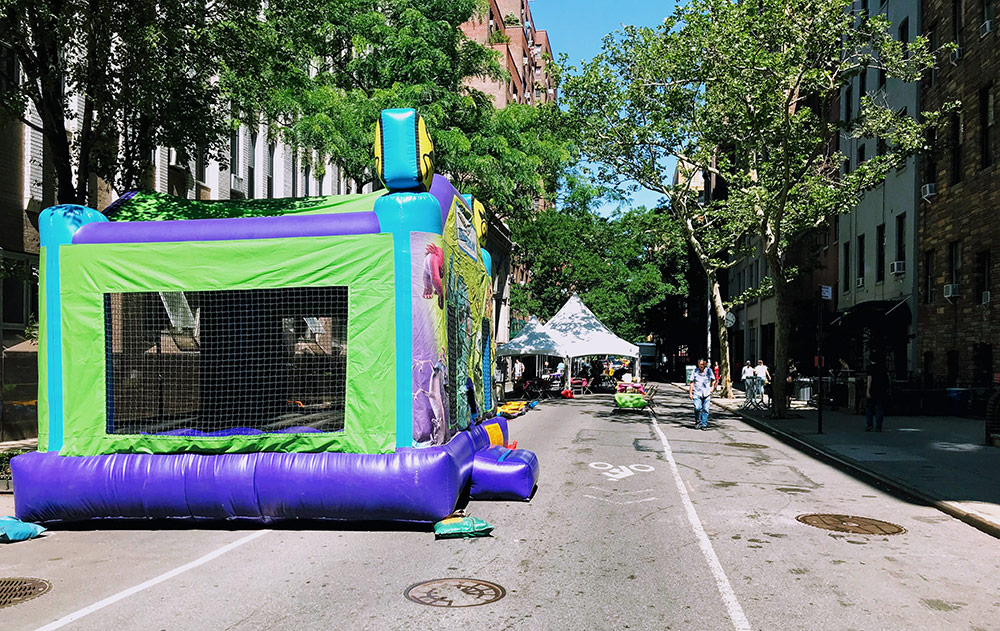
[918, 0, 999, 389]
[460, 0, 557, 107]
[836, 0, 922, 379]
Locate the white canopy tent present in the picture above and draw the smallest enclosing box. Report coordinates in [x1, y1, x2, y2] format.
[544, 294, 641, 377]
[496, 316, 568, 358]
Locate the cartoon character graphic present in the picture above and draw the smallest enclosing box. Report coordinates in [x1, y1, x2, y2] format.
[429, 348, 449, 443]
[422, 243, 445, 308]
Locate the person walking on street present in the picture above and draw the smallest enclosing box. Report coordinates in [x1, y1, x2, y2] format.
[754, 360, 771, 404]
[688, 359, 717, 430]
[713, 361, 720, 382]
[741, 360, 756, 400]
[866, 360, 889, 432]
[513, 358, 525, 391]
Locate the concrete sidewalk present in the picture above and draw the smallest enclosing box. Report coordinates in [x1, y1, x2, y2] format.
[684, 383, 1000, 539]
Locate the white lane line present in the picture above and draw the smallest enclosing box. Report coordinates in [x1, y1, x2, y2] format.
[34, 529, 271, 631]
[651, 417, 752, 631]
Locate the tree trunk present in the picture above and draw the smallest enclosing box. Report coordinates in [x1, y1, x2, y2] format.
[769, 256, 791, 418]
[708, 270, 733, 398]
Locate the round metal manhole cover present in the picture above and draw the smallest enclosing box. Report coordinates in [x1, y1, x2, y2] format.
[796, 514, 906, 535]
[0, 577, 51, 609]
[724, 442, 769, 449]
[404, 578, 506, 607]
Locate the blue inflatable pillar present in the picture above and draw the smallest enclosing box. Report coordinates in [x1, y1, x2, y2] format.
[372, 108, 443, 448]
[37, 204, 108, 452]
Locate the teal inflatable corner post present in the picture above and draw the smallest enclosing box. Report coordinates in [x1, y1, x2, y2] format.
[38, 204, 108, 452]
[372, 109, 445, 448]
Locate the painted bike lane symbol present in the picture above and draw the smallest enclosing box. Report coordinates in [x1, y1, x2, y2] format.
[589, 462, 655, 480]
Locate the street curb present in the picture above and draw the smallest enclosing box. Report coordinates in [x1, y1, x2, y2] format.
[668, 382, 1000, 540]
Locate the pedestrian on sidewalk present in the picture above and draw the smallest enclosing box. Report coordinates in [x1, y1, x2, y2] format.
[754, 359, 771, 404]
[713, 361, 720, 381]
[866, 360, 889, 432]
[688, 358, 717, 430]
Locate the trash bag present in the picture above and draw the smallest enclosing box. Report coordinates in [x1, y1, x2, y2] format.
[0, 516, 46, 543]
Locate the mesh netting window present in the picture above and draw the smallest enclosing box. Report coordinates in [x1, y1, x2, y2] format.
[104, 287, 348, 435]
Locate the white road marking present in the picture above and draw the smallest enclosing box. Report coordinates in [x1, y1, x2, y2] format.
[583, 494, 658, 505]
[33, 529, 271, 631]
[651, 417, 752, 631]
[587, 486, 657, 495]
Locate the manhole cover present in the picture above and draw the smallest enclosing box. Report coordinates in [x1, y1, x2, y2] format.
[0, 577, 51, 609]
[724, 442, 769, 449]
[796, 514, 905, 535]
[404, 578, 506, 607]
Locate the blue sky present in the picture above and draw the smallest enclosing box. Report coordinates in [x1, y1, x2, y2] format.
[527, 0, 678, 214]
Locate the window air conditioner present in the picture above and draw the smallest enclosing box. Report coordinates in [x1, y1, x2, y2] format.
[890, 261, 906, 274]
[981, 20, 993, 37]
[950, 47, 963, 65]
[943, 283, 959, 298]
[231, 174, 244, 190]
[856, 277, 865, 288]
[982, 290, 991, 304]
[921, 183, 937, 199]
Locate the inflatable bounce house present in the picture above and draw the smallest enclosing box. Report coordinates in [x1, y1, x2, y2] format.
[11, 108, 538, 524]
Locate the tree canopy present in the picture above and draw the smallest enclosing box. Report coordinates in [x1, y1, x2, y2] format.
[509, 174, 689, 343]
[559, 0, 950, 407]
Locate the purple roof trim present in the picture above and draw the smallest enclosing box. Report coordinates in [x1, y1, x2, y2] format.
[72, 212, 381, 244]
[429, 174, 469, 226]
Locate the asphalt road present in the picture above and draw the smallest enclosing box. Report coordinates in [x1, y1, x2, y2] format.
[3, 386, 999, 630]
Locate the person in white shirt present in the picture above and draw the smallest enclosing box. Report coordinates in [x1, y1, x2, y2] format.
[754, 360, 772, 403]
[513, 358, 525, 387]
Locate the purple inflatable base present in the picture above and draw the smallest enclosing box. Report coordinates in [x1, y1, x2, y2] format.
[10, 418, 537, 526]
[12, 433, 475, 525]
[470, 446, 540, 501]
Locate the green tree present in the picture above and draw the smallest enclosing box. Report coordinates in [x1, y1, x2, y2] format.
[228, 0, 570, 223]
[510, 174, 689, 344]
[562, 0, 950, 410]
[0, 0, 255, 204]
[560, 29, 753, 397]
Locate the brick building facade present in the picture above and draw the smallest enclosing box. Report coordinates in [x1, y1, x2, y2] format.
[918, 0, 999, 389]
[460, 0, 556, 107]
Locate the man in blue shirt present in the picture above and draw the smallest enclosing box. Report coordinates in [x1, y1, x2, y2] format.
[688, 358, 717, 430]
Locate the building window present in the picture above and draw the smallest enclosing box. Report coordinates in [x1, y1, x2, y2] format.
[898, 17, 910, 58]
[876, 224, 886, 282]
[860, 66, 867, 96]
[984, 0, 996, 27]
[975, 250, 992, 300]
[843, 242, 851, 290]
[925, 129, 938, 185]
[291, 150, 298, 197]
[857, 144, 866, 167]
[954, 0, 966, 43]
[927, 27, 937, 87]
[924, 250, 935, 303]
[857, 234, 866, 286]
[980, 85, 994, 168]
[304, 165, 311, 196]
[248, 132, 257, 200]
[267, 142, 275, 198]
[195, 149, 207, 184]
[230, 127, 240, 175]
[948, 240, 962, 286]
[951, 112, 964, 184]
[895, 214, 906, 264]
[845, 84, 854, 121]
